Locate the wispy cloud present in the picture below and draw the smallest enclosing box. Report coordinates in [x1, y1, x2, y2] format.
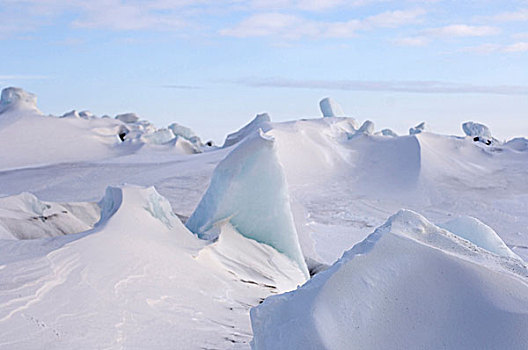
[0, 75, 49, 80]
[424, 24, 500, 38]
[464, 41, 528, 53]
[481, 8, 528, 22]
[220, 8, 426, 39]
[235, 77, 528, 95]
[161, 84, 202, 89]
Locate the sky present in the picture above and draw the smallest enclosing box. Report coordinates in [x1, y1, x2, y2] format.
[1, 0, 527, 143]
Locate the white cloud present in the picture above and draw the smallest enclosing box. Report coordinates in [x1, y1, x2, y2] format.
[392, 36, 429, 46]
[220, 8, 426, 39]
[236, 77, 528, 95]
[425, 24, 500, 38]
[463, 42, 528, 54]
[486, 8, 528, 22]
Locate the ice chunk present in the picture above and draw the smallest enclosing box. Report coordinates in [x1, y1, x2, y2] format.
[439, 216, 519, 259]
[251, 209, 528, 350]
[141, 128, 175, 145]
[356, 120, 374, 135]
[0, 87, 40, 114]
[79, 110, 95, 119]
[170, 136, 201, 154]
[319, 97, 345, 118]
[409, 121, 427, 135]
[462, 121, 492, 139]
[168, 122, 202, 146]
[223, 113, 271, 148]
[381, 128, 398, 137]
[61, 110, 81, 118]
[115, 112, 140, 123]
[187, 129, 309, 278]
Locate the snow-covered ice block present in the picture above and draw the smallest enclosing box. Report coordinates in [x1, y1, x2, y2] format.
[409, 121, 427, 135]
[141, 128, 175, 145]
[462, 121, 492, 139]
[187, 129, 309, 277]
[356, 120, 374, 135]
[440, 216, 520, 259]
[115, 112, 140, 123]
[0, 192, 100, 239]
[251, 209, 528, 350]
[381, 128, 398, 137]
[319, 97, 345, 118]
[0, 87, 40, 114]
[223, 113, 271, 148]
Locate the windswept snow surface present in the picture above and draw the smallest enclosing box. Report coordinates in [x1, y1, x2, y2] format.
[1, 87, 528, 348]
[251, 210, 528, 350]
[0, 185, 304, 349]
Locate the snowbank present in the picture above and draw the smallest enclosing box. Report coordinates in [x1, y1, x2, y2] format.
[0, 192, 99, 239]
[251, 209, 528, 349]
[187, 129, 310, 278]
[223, 113, 271, 148]
[440, 216, 520, 259]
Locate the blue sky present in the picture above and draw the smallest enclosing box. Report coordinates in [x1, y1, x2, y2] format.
[1, 0, 527, 143]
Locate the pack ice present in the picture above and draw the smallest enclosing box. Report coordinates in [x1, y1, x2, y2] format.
[0, 89, 527, 349]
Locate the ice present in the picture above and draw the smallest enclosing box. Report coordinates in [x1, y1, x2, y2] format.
[60, 110, 81, 118]
[251, 209, 528, 349]
[187, 129, 310, 277]
[439, 216, 520, 259]
[319, 97, 345, 118]
[462, 121, 492, 139]
[355, 120, 374, 135]
[170, 136, 201, 154]
[115, 112, 140, 123]
[409, 121, 427, 135]
[223, 113, 271, 147]
[141, 128, 175, 144]
[0, 87, 40, 114]
[381, 128, 398, 137]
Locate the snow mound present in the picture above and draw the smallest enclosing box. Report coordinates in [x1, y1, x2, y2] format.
[223, 113, 271, 148]
[0, 192, 99, 239]
[187, 129, 310, 278]
[440, 216, 520, 259]
[409, 121, 427, 135]
[251, 209, 528, 350]
[0, 87, 40, 114]
[504, 137, 528, 152]
[0, 184, 305, 348]
[319, 97, 345, 118]
[115, 112, 140, 123]
[463, 121, 492, 139]
[170, 136, 201, 154]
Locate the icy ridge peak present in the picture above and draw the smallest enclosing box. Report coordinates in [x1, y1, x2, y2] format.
[0, 87, 40, 114]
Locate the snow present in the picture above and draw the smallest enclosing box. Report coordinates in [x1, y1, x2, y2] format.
[187, 129, 310, 278]
[251, 209, 528, 350]
[319, 97, 345, 118]
[440, 216, 520, 259]
[354, 120, 374, 135]
[1, 88, 528, 348]
[0, 185, 304, 348]
[223, 113, 271, 148]
[380, 128, 398, 137]
[0, 192, 99, 240]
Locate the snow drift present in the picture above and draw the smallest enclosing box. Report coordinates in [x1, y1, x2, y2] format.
[251, 209, 528, 350]
[0, 185, 305, 349]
